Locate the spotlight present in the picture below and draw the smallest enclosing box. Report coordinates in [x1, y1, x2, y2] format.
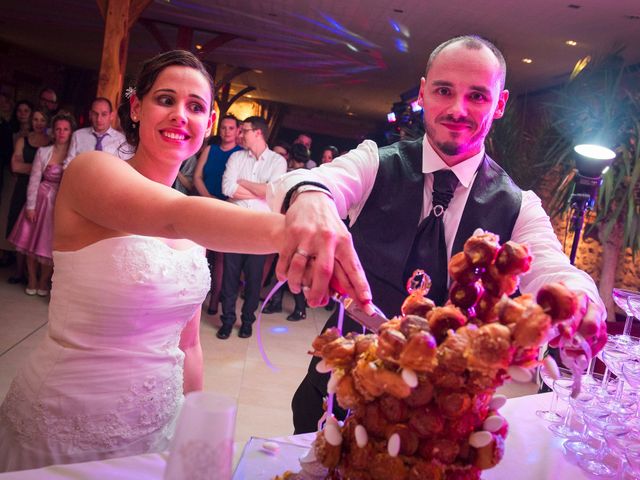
[387, 112, 397, 123]
[573, 144, 616, 177]
[567, 143, 616, 264]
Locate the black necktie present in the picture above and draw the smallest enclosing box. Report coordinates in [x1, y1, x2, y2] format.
[403, 169, 459, 305]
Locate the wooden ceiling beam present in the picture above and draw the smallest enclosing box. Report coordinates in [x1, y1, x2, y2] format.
[96, 0, 107, 19]
[215, 66, 251, 91]
[139, 18, 172, 52]
[199, 33, 240, 56]
[176, 25, 194, 50]
[128, 0, 153, 25]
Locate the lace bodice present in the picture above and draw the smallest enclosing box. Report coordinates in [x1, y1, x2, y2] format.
[0, 236, 210, 468]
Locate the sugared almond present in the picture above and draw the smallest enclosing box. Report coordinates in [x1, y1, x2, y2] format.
[469, 431, 493, 448]
[315, 360, 332, 374]
[355, 424, 368, 448]
[324, 422, 343, 446]
[542, 355, 560, 380]
[401, 368, 418, 388]
[483, 415, 504, 432]
[508, 365, 533, 383]
[489, 394, 507, 410]
[387, 433, 401, 457]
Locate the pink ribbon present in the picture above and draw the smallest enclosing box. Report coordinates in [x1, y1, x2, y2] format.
[256, 280, 287, 372]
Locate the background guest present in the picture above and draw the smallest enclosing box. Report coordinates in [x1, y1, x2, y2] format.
[9, 100, 34, 145]
[172, 155, 198, 195]
[38, 88, 59, 118]
[9, 111, 74, 296]
[262, 142, 309, 321]
[63, 97, 129, 167]
[217, 116, 287, 339]
[272, 140, 291, 164]
[0, 94, 13, 208]
[320, 145, 339, 164]
[6, 109, 50, 284]
[194, 114, 242, 315]
[293, 133, 316, 168]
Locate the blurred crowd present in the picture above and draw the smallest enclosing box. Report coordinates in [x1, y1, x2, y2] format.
[0, 86, 341, 337]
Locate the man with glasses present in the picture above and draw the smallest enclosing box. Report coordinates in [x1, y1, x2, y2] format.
[217, 116, 287, 339]
[63, 97, 130, 167]
[39, 88, 59, 117]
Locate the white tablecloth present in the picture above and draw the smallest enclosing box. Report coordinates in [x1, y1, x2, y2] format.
[0, 392, 590, 479]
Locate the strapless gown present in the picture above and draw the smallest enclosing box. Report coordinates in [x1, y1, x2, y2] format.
[0, 235, 210, 472]
[9, 164, 64, 264]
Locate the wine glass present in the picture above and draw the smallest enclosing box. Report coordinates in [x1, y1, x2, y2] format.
[536, 367, 571, 422]
[625, 443, 640, 478]
[622, 358, 640, 417]
[564, 391, 599, 458]
[602, 423, 640, 478]
[602, 346, 630, 401]
[549, 374, 579, 438]
[578, 406, 617, 477]
[612, 288, 640, 341]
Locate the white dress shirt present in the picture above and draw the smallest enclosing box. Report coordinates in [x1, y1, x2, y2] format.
[222, 147, 287, 212]
[267, 136, 603, 309]
[63, 127, 131, 168]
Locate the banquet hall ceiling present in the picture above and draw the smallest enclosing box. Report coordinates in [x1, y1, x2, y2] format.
[1, 0, 640, 120]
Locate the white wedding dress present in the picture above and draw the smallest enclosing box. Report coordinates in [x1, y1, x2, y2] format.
[0, 236, 210, 472]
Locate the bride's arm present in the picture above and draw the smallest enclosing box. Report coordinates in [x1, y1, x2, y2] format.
[55, 152, 284, 253]
[179, 309, 203, 394]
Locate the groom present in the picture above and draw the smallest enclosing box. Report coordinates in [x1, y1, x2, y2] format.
[269, 35, 607, 433]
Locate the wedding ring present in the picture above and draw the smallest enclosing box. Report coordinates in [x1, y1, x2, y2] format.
[294, 248, 311, 260]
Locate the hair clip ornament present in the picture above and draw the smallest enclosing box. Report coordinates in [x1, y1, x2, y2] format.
[124, 86, 136, 99]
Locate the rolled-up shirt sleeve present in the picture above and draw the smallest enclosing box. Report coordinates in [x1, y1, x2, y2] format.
[267, 139, 380, 223]
[221, 151, 241, 198]
[515, 190, 604, 309]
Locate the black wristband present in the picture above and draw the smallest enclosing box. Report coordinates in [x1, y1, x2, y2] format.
[282, 181, 332, 213]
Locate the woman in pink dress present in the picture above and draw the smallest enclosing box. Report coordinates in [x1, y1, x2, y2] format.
[8, 112, 75, 296]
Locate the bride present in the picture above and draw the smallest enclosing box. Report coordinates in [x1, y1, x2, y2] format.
[0, 50, 370, 472]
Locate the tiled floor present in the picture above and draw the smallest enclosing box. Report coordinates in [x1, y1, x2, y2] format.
[0, 264, 538, 464]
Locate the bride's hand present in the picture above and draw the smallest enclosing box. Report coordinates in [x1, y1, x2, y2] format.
[276, 192, 372, 310]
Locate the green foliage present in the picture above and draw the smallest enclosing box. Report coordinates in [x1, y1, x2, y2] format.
[529, 50, 640, 255]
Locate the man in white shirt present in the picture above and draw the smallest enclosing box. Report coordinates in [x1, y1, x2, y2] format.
[63, 97, 130, 168]
[267, 35, 607, 433]
[217, 116, 287, 340]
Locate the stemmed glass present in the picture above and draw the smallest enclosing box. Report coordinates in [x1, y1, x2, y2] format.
[602, 346, 631, 403]
[549, 373, 579, 437]
[564, 391, 599, 458]
[612, 288, 640, 340]
[626, 443, 640, 478]
[536, 367, 571, 422]
[577, 406, 616, 477]
[622, 358, 640, 418]
[602, 424, 635, 478]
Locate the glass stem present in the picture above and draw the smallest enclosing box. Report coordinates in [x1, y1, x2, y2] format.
[600, 367, 611, 394]
[623, 314, 633, 336]
[549, 389, 559, 416]
[586, 356, 596, 376]
[614, 379, 625, 403]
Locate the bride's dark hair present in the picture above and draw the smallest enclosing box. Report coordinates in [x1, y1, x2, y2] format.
[121, 50, 214, 148]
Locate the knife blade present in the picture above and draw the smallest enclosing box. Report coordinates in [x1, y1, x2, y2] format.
[330, 292, 389, 333]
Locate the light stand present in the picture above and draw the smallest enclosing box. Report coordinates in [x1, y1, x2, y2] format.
[567, 144, 616, 265]
[568, 174, 601, 264]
